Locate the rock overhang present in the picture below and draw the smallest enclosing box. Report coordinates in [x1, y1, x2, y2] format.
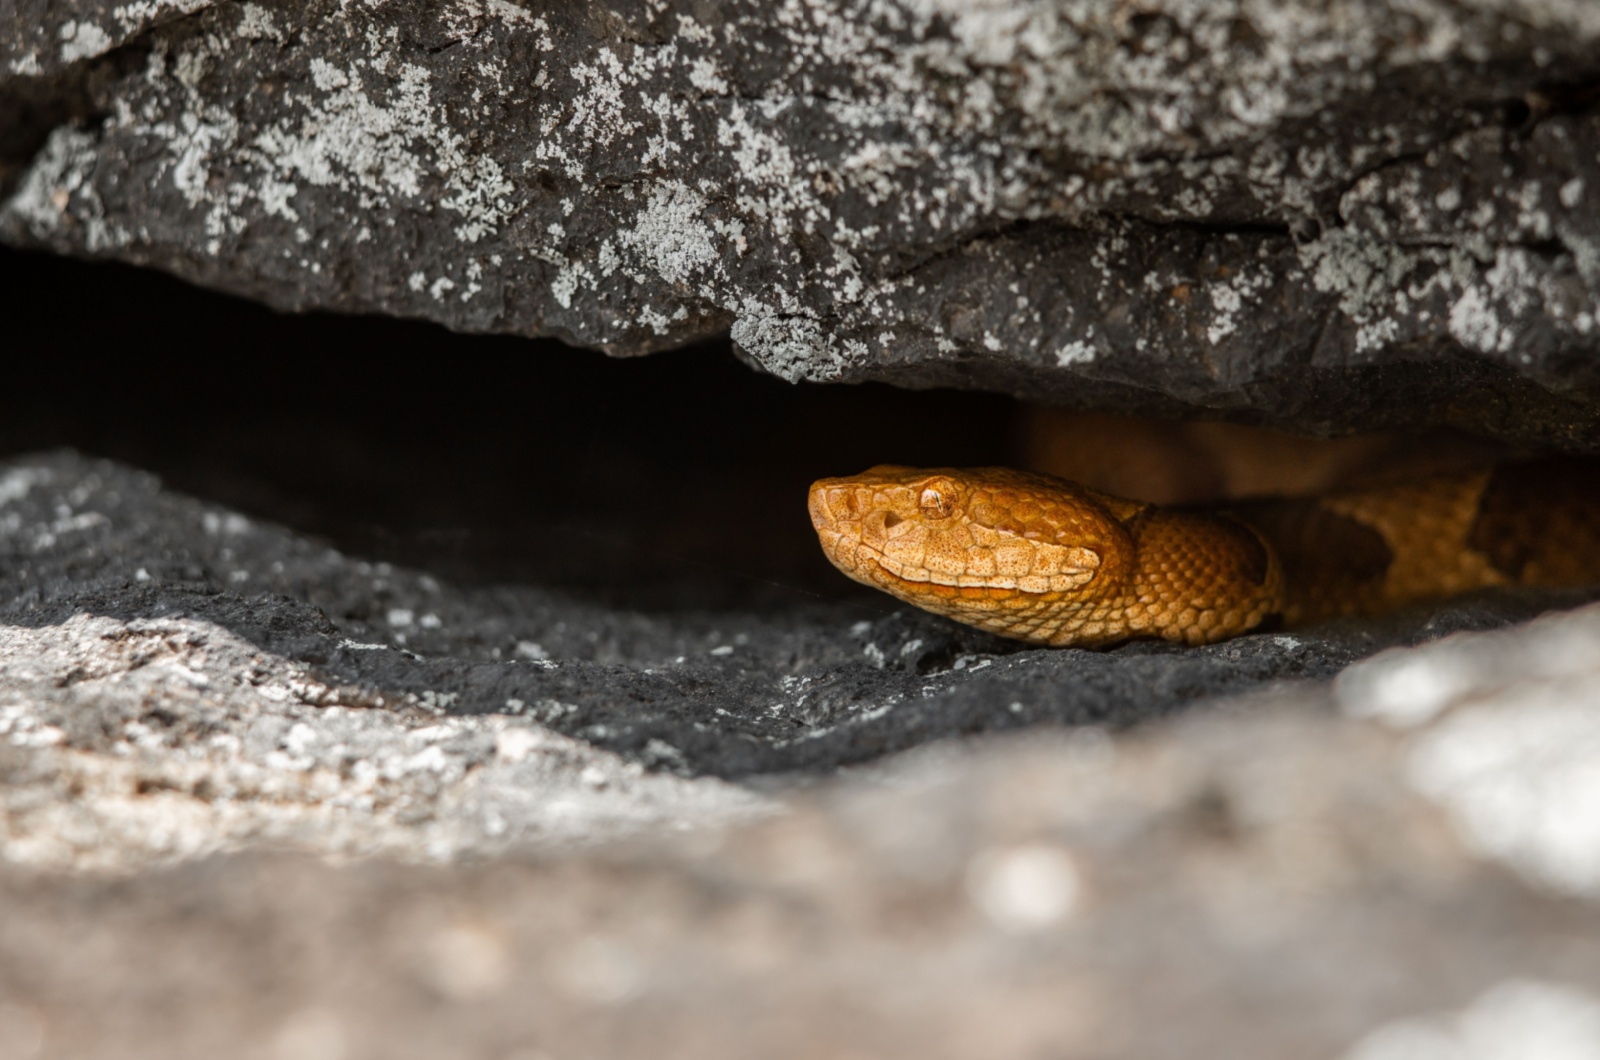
[2, 0, 1599, 445]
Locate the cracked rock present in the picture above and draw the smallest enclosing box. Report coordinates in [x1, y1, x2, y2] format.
[5, 1, 1600, 444]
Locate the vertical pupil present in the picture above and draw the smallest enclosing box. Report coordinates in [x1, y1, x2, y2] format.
[920, 487, 945, 514]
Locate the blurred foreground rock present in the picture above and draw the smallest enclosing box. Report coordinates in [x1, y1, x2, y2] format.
[4, 604, 1600, 1058]
[2, 452, 1600, 1056]
[5, 1, 1600, 444]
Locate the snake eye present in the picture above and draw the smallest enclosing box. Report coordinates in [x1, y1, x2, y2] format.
[919, 480, 958, 518]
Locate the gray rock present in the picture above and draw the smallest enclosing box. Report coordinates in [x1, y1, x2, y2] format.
[0, 609, 776, 872]
[5, 1, 1600, 443]
[5, 599, 1600, 1058]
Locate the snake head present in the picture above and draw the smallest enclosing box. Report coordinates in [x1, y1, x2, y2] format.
[808, 466, 1134, 619]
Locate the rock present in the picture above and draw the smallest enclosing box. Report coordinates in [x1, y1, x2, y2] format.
[0, 607, 775, 873]
[5, 599, 1600, 1058]
[5, 1, 1600, 443]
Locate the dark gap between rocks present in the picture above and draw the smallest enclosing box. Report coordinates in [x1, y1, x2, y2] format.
[0, 245, 1018, 610]
[3, 246, 1597, 777]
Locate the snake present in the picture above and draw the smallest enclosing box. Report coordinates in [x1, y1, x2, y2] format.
[807, 460, 1600, 648]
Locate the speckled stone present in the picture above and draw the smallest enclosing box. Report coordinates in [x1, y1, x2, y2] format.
[4, 1, 1600, 444]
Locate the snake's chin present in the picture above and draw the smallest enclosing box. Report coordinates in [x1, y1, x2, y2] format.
[814, 533, 905, 588]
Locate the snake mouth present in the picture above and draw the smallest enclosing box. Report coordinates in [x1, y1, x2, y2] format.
[852, 540, 1102, 595]
[850, 543, 1021, 594]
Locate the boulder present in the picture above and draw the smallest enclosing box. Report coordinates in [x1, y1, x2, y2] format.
[5, 1, 1600, 442]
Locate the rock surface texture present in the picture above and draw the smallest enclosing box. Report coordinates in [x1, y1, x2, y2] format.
[6, 1, 1600, 1054]
[5, 1, 1600, 443]
[4, 452, 1600, 1056]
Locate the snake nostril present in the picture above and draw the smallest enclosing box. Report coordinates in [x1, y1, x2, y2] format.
[883, 512, 902, 529]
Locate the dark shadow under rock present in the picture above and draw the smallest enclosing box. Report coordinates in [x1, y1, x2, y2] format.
[4, 452, 1593, 778]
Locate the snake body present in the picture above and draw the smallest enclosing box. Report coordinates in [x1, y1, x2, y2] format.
[808, 460, 1600, 648]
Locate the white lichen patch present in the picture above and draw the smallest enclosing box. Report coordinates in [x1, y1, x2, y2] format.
[6, 0, 1600, 385]
[8, 51, 43, 76]
[112, 0, 213, 33]
[1055, 339, 1096, 366]
[441, 0, 543, 35]
[234, 3, 281, 41]
[2, 126, 124, 251]
[1301, 228, 1420, 327]
[57, 20, 113, 64]
[6, 6, 523, 268]
[255, 59, 517, 243]
[1205, 263, 1274, 346]
[1447, 249, 1546, 356]
[1448, 283, 1515, 355]
[730, 309, 846, 382]
[617, 181, 720, 286]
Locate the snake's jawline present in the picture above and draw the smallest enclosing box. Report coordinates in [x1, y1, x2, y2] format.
[864, 551, 1027, 600]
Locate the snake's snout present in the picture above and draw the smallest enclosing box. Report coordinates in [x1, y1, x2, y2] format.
[808, 479, 861, 534]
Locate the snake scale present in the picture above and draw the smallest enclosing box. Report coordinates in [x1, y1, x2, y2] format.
[808, 460, 1600, 648]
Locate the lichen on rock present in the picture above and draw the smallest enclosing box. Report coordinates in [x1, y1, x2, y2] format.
[4, 0, 1600, 441]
